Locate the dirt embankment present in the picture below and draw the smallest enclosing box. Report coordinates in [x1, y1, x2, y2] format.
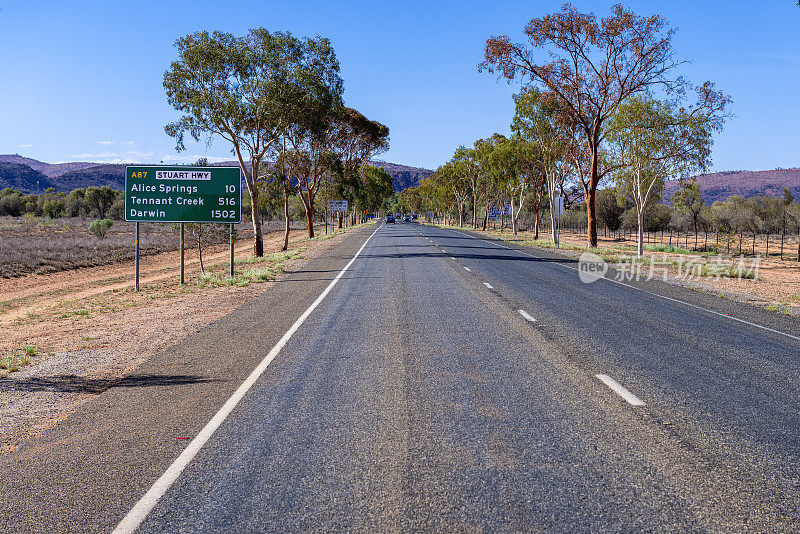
[0, 223, 370, 454]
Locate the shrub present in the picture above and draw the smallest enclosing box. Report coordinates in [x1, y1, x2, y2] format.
[89, 218, 113, 239]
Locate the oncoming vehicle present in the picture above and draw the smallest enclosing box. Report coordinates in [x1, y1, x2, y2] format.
[385, 213, 396, 224]
[402, 215, 411, 222]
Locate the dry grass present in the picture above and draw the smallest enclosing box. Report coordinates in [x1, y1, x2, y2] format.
[0, 217, 292, 278]
[0, 345, 36, 377]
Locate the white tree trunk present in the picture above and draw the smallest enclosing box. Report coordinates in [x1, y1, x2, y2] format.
[637, 208, 645, 257]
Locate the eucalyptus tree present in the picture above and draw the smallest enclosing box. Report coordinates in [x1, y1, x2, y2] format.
[781, 188, 794, 259]
[596, 189, 624, 234]
[332, 107, 390, 194]
[164, 29, 342, 256]
[672, 176, 705, 249]
[481, 3, 729, 247]
[398, 186, 422, 215]
[451, 145, 485, 228]
[513, 138, 547, 239]
[355, 165, 395, 218]
[437, 161, 470, 227]
[511, 88, 568, 244]
[417, 174, 452, 222]
[85, 186, 117, 220]
[485, 135, 529, 235]
[608, 95, 723, 256]
[316, 108, 389, 229]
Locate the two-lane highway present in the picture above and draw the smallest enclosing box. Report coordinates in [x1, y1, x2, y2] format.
[128, 221, 800, 531]
[3, 220, 800, 532]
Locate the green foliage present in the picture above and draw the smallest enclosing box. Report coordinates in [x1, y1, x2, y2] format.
[85, 186, 117, 219]
[89, 218, 113, 239]
[356, 165, 395, 212]
[0, 189, 26, 216]
[65, 188, 89, 217]
[163, 29, 343, 155]
[596, 189, 624, 232]
[42, 197, 65, 218]
[0, 345, 35, 373]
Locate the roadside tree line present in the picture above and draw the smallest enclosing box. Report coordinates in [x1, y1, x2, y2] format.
[407, 4, 735, 257]
[0, 186, 121, 219]
[163, 28, 393, 255]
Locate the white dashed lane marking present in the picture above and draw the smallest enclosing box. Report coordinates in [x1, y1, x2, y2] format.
[595, 374, 646, 406]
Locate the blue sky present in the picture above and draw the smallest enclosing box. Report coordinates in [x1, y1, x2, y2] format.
[1, 0, 799, 171]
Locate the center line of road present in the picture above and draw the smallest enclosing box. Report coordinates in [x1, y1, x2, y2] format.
[483, 282, 494, 289]
[595, 374, 646, 406]
[112, 225, 381, 534]
[517, 309, 537, 322]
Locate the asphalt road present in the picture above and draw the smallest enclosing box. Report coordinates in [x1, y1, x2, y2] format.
[4, 221, 800, 532]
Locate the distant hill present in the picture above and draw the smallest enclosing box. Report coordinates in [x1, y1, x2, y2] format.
[3, 155, 799, 203]
[216, 159, 433, 191]
[369, 161, 434, 191]
[0, 162, 57, 193]
[0, 154, 96, 178]
[0, 155, 435, 194]
[663, 168, 800, 204]
[55, 164, 126, 191]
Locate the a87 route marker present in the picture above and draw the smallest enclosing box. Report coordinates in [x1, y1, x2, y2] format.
[125, 166, 242, 289]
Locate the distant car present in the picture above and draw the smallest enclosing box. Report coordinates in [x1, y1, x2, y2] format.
[402, 215, 411, 222]
[385, 214, 395, 224]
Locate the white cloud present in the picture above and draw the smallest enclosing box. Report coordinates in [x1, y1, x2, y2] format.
[159, 154, 231, 164]
[126, 151, 156, 160]
[69, 152, 119, 160]
[19, 144, 33, 148]
[97, 140, 135, 146]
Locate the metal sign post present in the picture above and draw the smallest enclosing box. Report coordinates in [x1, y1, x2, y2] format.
[179, 222, 185, 285]
[327, 200, 348, 233]
[229, 223, 234, 278]
[134, 222, 140, 291]
[125, 165, 241, 290]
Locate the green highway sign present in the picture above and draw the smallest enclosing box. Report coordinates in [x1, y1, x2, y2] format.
[125, 165, 241, 223]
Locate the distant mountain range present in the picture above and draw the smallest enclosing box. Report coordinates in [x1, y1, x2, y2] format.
[3, 154, 796, 204]
[0, 154, 97, 178]
[0, 155, 434, 194]
[663, 168, 800, 204]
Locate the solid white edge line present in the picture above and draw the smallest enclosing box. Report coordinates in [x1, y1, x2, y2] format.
[483, 282, 494, 289]
[595, 374, 646, 406]
[517, 309, 537, 322]
[450, 228, 800, 344]
[112, 225, 381, 534]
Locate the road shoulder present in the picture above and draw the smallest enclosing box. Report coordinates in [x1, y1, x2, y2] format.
[0, 224, 377, 534]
